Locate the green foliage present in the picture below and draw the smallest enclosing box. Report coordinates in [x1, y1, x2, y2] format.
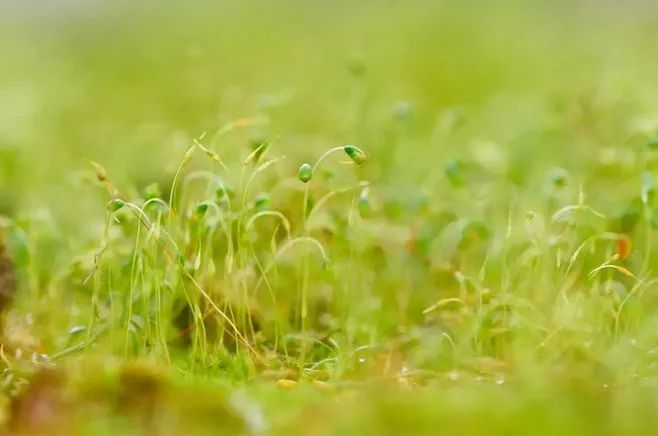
[2, 1, 658, 434]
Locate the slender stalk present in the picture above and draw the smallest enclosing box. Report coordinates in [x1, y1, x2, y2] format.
[300, 182, 311, 365]
[125, 222, 142, 356]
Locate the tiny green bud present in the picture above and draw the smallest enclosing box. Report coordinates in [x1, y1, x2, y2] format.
[195, 202, 209, 217]
[648, 137, 658, 150]
[215, 186, 235, 201]
[343, 145, 367, 165]
[298, 163, 313, 183]
[91, 161, 108, 183]
[143, 183, 161, 200]
[549, 167, 568, 188]
[108, 198, 125, 212]
[254, 192, 271, 210]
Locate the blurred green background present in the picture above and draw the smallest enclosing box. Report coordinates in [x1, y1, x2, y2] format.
[2, 0, 658, 218]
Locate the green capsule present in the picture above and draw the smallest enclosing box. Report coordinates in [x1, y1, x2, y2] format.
[298, 163, 313, 183]
[195, 202, 209, 217]
[254, 192, 271, 210]
[90, 161, 108, 183]
[108, 198, 126, 212]
[548, 167, 568, 188]
[215, 186, 235, 204]
[343, 145, 367, 165]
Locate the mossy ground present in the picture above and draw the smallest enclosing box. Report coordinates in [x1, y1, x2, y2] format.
[2, 1, 658, 434]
